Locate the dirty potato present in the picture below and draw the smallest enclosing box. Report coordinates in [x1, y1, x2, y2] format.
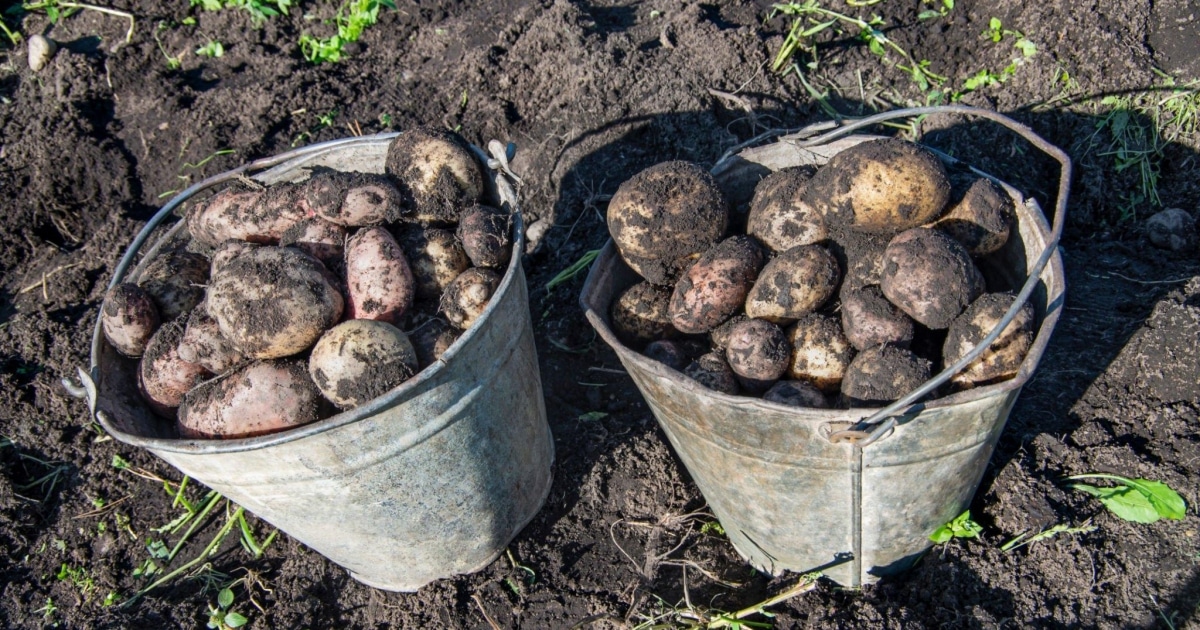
[138, 250, 210, 321]
[607, 161, 729, 286]
[643, 339, 691, 371]
[395, 226, 471, 300]
[308, 320, 420, 409]
[744, 244, 839, 325]
[931, 177, 1014, 256]
[101, 283, 161, 358]
[188, 185, 305, 247]
[611, 281, 677, 347]
[458, 204, 513, 269]
[746, 165, 827, 253]
[841, 344, 932, 407]
[724, 318, 790, 394]
[139, 322, 212, 418]
[385, 126, 485, 225]
[305, 170, 405, 227]
[786, 313, 855, 394]
[684, 351, 739, 395]
[345, 227, 416, 324]
[177, 306, 246, 374]
[280, 218, 348, 269]
[943, 292, 1035, 388]
[210, 240, 260, 278]
[762, 380, 829, 409]
[880, 227, 985, 329]
[669, 236, 764, 334]
[840, 286, 915, 351]
[442, 268, 502, 330]
[408, 316, 461, 368]
[804, 138, 951, 235]
[177, 360, 325, 439]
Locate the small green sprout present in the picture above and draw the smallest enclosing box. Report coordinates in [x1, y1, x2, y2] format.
[1066, 474, 1186, 524]
[207, 587, 248, 630]
[929, 510, 982, 543]
[196, 40, 225, 58]
[190, 0, 292, 25]
[917, 0, 953, 21]
[545, 249, 600, 293]
[700, 520, 726, 537]
[299, 0, 395, 64]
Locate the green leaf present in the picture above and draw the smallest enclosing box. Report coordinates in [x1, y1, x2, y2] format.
[1071, 483, 1159, 523]
[577, 411, 608, 422]
[217, 587, 234, 609]
[929, 524, 953, 544]
[917, 10, 941, 20]
[1068, 474, 1187, 523]
[224, 612, 248, 628]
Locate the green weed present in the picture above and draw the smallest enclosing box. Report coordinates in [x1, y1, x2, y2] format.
[291, 109, 340, 147]
[917, 0, 953, 21]
[57, 563, 98, 600]
[545, 249, 600, 293]
[190, 0, 292, 25]
[1066, 474, 1186, 523]
[299, 0, 395, 64]
[196, 39, 225, 58]
[629, 573, 820, 629]
[206, 587, 248, 630]
[34, 597, 57, 621]
[929, 510, 982, 543]
[1000, 519, 1096, 552]
[154, 21, 185, 70]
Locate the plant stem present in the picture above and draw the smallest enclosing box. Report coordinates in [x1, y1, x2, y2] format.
[122, 505, 244, 608]
[706, 575, 819, 629]
[25, 1, 136, 43]
[167, 491, 221, 562]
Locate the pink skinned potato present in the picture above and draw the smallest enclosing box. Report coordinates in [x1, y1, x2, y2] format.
[345, 227, 416, 323]
[139, 322, 212, 418]
[177, 360, 325, 439]
[101, 283, 161, 358]
[188, 185, 306, 247]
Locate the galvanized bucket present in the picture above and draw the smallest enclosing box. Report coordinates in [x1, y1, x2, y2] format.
[74, 134, 554, 592]
[580, 106, 1068, 586]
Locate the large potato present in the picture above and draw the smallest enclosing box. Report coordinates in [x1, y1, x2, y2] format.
[943, 293, 1035, 388]
[880, 228, 985, 329]
[308, 320, 419, 409]
[841, 344, 931, 407]
[724, 318, 790, 394]
[139, 322, 212, 418]
[188, 185, 306, 247]
[138, 250, 210, 321]
[669, 236, 764, 334]
[746, 165, 826, 253]
[210, 240, 260, 278]
[611, 281, 677, 347]
[101, 283, 161, 358]
[458, 205, 513, 269]
[305, 170, 405, 227]
[744, 244, 839, 324]
[608, 161, 729, 286]
[931, 177, 1013, 256]
[177, 360, 325, 439]
[207, 246, 345, 359]
[442, 268, 501, 330]
[345, 227, 416, 324]
[786, 313, 855, 393]
[804, 138, 951, 235]
[385, 126, 485, 225]
[395, 226, 471, 300]
[840, 286, 915, 351]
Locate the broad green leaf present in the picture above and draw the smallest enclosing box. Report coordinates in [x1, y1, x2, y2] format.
[929, 525, 953, 543]
[1120, 478, 1186, 520]
[218, 587, 234, 609]
[1072, 483, 1160, 523]
[224, 612, 248, 628]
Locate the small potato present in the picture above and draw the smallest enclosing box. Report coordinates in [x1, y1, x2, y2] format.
[804, 138, 951, 235]
[178, 360, 325, 439]
[684, 352, 739, 395]
[309, 320, 420, 409]
[880, 228, 985, 329]
[643, 340, 690, 371]
[188, 185, 306, 247]
[786, 313, 855, 393]
[208, 246, 345, 359]
[669, 236, 765, 334]
[841, 344, 931, 407]
[395, 227, 471, 300]
[611, 281, 677, 347]
[385, 126, 485, 224]
[138, 250, 210, 321]
[101, 283, 161, 358]
[744, 244, 839, 325]
[943, 293, 1035, 388]
[280, 218, 347, 269]
[709, 313, 749, 352]
[210, 240, 260, 278]
[458, 205, 513, 269]
[442, 268, 502, 330]
[345, 227, 416, 324]
[762, 380, 829, 409]
[725, 318, 790, 394]
[746, 166, 827, 253]
[409, 316, 461, 368]
[177, 307, 246, 374]
[931, 178, 1013, 256]
[306, 170, 405, 227]
[840, 286, 915, 351]
[608, 161, 729, 285]
[139, 322, 212, 418]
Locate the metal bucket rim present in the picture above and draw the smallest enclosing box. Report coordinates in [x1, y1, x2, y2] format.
[90, 133, 528, 454]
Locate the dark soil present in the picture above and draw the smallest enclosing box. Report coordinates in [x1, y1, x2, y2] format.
[1, 1, 1199, 629]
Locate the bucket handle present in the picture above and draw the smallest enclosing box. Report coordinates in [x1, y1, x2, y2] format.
[801, 106, 1072, 448]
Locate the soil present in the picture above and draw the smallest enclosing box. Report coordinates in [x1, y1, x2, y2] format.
[1, 1, 1199, 629]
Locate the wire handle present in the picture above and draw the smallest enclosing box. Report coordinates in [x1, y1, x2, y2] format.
[799, 106, 1071, 448]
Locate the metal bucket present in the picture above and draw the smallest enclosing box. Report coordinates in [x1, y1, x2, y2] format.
[580, 106, 1068, 586]
[77, 134, 554, 592]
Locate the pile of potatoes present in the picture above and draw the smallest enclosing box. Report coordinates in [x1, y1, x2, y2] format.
[607, 138, 1035, 409]
[102, 127, 514, 439]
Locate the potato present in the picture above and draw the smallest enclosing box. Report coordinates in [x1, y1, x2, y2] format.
[177, 360, 325, 439]
[931, 178, 1013, 256]
[607, 161, 729, 285]
[786, 313, 855, 394]
[408, 316, 461, 368]
[177, 307, 246, 374]
[442, 268, 501, 330]
[345, 227, 416, 324]
[309, 320, 420, 409]
[744, 244, 839, 325]
[643, 339, 690, 371]
[138, 250, 210, 321]
[280, 218, 347, 269]
[804, 138, 951, 235]
[762, 380, 829, 409]
[139, 322, 212, 418]
[709, 313, 749, 351]
[305, 170, 404, 227]
[669, 236, 764, 334]
[188, 185, 306, 247]
[684, 352, 739, 395]
[254, 181, 312, 225]
[724, 318, 790, 394]
[611, 281, 677, 347]
[746, 165, 827, 253]
[458, 205, 513, 269]
[943, 293, 1035, 388]
[834, 232, 887, 296]
[101, 283, 161, 358]
[207, 246, 345, 359]
[840, 286, 915, 351]
[385, 126, 485, 225]
[210, 240, 260, 278]
[395, 226, 471, 300]
[880, 228, 985, 329]
[841, 344, 931, 407]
